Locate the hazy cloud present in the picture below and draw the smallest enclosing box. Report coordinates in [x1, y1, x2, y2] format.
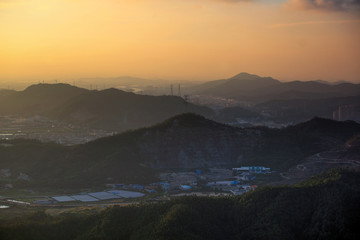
[0, 0, 20, 9]
[284, 0, 360, 11]
[268, 19, 360, 28]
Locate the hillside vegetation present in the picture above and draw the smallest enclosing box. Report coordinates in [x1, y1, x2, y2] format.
[0, 114, 359, 188]
[1, 168, 359, 240]
[0, 84, 213, 131]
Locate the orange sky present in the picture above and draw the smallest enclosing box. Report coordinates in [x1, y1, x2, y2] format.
[0, 0, 359, 83]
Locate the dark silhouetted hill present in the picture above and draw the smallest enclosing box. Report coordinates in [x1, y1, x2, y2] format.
[1, 114, 359, 188]
[289, 117, 360, 139]
[0, 83, 87, 115]
[0, 83, 214, 131]
[192, 72, 360, 102]
[47, 88, 213, 131]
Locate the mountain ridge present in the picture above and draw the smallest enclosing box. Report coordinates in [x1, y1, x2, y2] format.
[0, 83, 214, 131]
[1, 114, 359, 187]
[191, 72, 360, 102]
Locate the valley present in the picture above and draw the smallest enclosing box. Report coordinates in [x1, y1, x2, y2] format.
[1, 76, 359, 239]
[1, 113, 359, 210]
[2, 0, 360, 237]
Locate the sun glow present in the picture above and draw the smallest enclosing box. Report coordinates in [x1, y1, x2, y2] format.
[0, 0, 359, 82]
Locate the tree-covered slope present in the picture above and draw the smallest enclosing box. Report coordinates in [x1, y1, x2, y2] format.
[0, 84, 87, 115]
[1, 114, 359, 188]
[1, 168, 359, 240]
[0, 83, 214, 132]
[47, 88, 213, 131]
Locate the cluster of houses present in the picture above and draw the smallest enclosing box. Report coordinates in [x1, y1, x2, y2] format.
[106, 166, 270, 196]
[4, 166, 271, 206]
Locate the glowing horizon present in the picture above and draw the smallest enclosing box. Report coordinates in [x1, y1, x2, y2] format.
[1, 0, 359, 83]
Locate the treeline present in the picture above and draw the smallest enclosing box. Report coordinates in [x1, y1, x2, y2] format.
[1, 168, 359, 240]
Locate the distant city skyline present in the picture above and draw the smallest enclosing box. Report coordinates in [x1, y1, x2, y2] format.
[1, 0, 359, 83]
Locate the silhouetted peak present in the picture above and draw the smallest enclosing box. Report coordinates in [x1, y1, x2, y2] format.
[159, 113, 225, 129]
[24, 83, 84, 94]
[231, 72, 260, 79]
[306, 117, 337, 126]
[228, 72, 280, 85]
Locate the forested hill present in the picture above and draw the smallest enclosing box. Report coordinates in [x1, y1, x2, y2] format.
[46, 88, 213, 131]
[1, 168, 359, 240]
[1, 114, 359, 188]
[0, 83, 213, 131]
[0, 83, 87, 114]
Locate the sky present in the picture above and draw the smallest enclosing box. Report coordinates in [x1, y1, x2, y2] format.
[0, 0, 359, 83]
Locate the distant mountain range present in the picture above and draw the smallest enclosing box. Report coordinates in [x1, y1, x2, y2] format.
[0, 83, 213, 131]
[1, 114, 359, 188]
[1, 73, 359, 132]
[190, 72, 360, 102]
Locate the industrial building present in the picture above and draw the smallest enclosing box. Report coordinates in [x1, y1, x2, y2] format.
[232, 166, 270, 174]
